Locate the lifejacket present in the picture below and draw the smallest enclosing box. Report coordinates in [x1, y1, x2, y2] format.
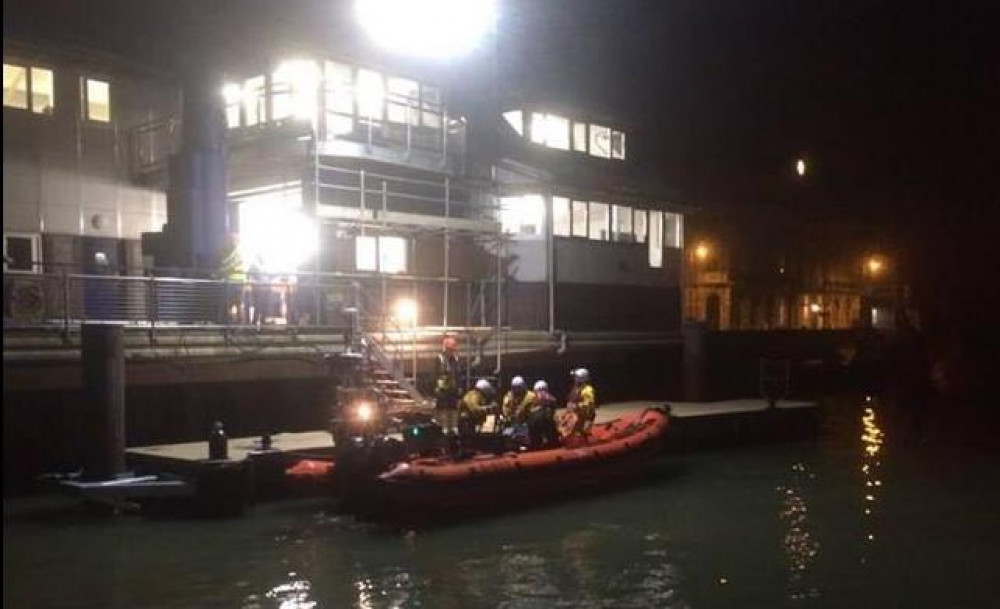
[502, 389, 538, 423]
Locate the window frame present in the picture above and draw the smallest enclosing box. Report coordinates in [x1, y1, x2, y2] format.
[355, 235, 408, 274]
[82, 76, 112, 123]
[588, 201, 610, 241]
[3, 62, 55, 115]
[3, 232, 42, 273]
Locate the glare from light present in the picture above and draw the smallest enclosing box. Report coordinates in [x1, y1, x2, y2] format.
[354, 0, 496, 59]
[866, 256, 884, 276]
[809, 303, 822, 314]
[272, 59, 320, 126]
[238, 191, 319, 273]
[393, 298, 419, 326]
[222, 82, 242, 105]
[356, 402, 374, 422]
[795, 158, 807, 176]
[499, 194, 545, 235]
[695, 242, 711, 261]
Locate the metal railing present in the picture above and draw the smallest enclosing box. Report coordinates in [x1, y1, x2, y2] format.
[3, 267, 500, 335]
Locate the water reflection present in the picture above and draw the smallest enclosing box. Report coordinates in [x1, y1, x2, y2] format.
[260, 573, 316, 609]
[860, 399, 886, 558]
[776, 462, 821, 600]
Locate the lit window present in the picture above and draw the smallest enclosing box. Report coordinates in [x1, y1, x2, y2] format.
[503, 110, 523, 135]
[3, 64, 28, 109]
[572, 122, 588, 152]
[589, 124, 611, 158]
[222, 83, 242, 128]
[571, 200, 588, 237]
[664, 212, 683, 248]
[421, 85, 442, 128]
[633, 210, 647, 243]
[357, 69, 385, 119]
[552, 196, 571, 237]
[355, 236, 378, 271]
[324, 61, 354, 136]
[271, 60, 320, 127]
[387, 76, 419, 125]
[588, 202, 609, 241]
[612, 205, 633, 242]
[356, 235, 407, 274]
[648, 211, 663, 268]
[3, 64, 55, 114]
[84, 78, 111, 122]
[243, 75, 266, 126]
[378, 236, 407, 274]
[30, 68, 54, 114]
[500, 194, 545, 237]
[530, 113, 570, 150]
[611, 130, 626, 160]
[3, 233, 41, 272]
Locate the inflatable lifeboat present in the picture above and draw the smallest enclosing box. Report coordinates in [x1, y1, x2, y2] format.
[356, 407, 671, 521]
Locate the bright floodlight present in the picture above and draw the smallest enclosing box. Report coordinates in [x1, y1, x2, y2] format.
[354, 0, 495, 59]
[393, 298, 419, 326]
[795, 158, 807, 177]
[356, 402, 374, 422]
[238, 194, 319, 273]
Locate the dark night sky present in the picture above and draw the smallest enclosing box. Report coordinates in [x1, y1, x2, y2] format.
[503, 0, 998, 223]
[6, 0, 997, 222]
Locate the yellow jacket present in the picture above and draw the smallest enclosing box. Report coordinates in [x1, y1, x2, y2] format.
[568, 383, 597, 420]
[460, 389, 492, 424]
[502, 389, 538, 423]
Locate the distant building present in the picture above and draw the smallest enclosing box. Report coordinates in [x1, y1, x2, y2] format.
[683, 212, 899, 331]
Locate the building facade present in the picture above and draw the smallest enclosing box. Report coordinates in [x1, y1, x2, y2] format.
[3, 41, 177, 276]
[3, 3, 687, 338]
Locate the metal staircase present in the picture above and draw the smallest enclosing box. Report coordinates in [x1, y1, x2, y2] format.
[359, 333, 429, 414]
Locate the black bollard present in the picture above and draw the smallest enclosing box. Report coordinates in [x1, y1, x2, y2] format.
[209, 421, 229, 460]
[81, 324, 126, 481]
[682, 321, 708, 402]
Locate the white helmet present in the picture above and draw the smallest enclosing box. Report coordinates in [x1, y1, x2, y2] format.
[533, 380, 549, 392]
[475, 378, 493, 393]
[510, 375, 526, 388]
[572, 368, 590, 381]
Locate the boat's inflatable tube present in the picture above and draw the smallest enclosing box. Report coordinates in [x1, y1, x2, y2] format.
[286, 458, 335, 479]
[379, 407, 669, 484]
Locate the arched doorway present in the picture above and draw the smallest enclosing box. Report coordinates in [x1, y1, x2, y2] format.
[706, 293, 721, 330]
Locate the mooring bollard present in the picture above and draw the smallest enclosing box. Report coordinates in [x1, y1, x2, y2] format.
[81, 323, 126, 481]
[209, 421, 228, 460]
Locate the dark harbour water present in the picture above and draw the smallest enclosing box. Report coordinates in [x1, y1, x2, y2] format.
[5, 396, 1000, 608]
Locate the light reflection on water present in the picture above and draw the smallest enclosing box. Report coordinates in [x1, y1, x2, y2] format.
[5, 394, 1000, 608]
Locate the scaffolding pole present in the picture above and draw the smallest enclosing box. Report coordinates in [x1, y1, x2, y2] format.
[443, 175, 450, 329]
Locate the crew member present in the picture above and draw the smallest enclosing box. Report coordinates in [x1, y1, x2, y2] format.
[501, 376, 537, 425]
[458, 379, 496, 437]
[434, 336, 461, 434]
[530, 380, 560, 448]
[565, 368, 597, 436]
[215, 234, 246, 323]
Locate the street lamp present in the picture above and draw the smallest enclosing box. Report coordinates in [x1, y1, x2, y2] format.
[354, 0, 496, 59]
[795, 158, 807, 177]
[694, 242, 711, 263]
[865, 256, 885, 277]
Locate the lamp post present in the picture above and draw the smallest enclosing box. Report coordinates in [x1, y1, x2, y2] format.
[862, 255, 887, 329]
